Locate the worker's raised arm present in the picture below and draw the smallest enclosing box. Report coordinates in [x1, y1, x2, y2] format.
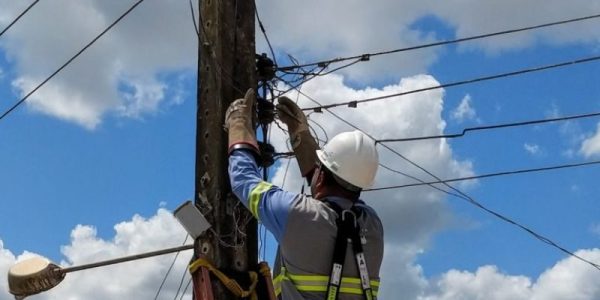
[224, 89, 297, 241]
[275, 97, 319, 182]
[228, 150, 297, 241]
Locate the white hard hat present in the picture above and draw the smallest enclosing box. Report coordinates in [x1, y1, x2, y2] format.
[316, 130, 379, 189]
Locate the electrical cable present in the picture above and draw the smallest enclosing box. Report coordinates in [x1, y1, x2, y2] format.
[178, 277, 193, 300]
[188, 0, 200, 37]
[301, 54, 600, 111]
[377, 110, 600, 143]
[276, 58, 362, 96]
[172, 259, 190, 300]
[277, 12, 600, 72]
[367, 159, 600, 191]
[0, 0, 40, 39]
[254, 0, 277, 67]
[279, 77, 600, 271]
[0, 0, 147, 122]
[154, 234, 189, 300]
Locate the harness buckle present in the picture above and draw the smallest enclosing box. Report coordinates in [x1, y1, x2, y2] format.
[341, 210, 357, 228]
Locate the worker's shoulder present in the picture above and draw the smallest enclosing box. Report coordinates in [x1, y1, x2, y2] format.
[355, 200, 379, 217]
[287, 195, 337, 221]
[355, 200, 383, 230]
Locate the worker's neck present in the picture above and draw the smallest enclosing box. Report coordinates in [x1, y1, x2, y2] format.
[314, 185, 358, 202]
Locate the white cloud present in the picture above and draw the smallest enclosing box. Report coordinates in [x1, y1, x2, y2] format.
[256, 0, 441, 83]
[420, 265, 533, 300]
[431, 0, 600, 55]
[0, 0, 196, 129]
[0, 209, 192, 300]
[257, 1, 600, 84]
[579, 123, 600, 158]
[451, 94, 477, 123]
[421, 249, 600, 300]
[1, 210, 599, 300]
[524, 143, 541, 155]
[2, 1, 599, 128]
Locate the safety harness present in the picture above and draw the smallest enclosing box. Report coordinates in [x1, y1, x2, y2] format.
[325, 201, 374, 300]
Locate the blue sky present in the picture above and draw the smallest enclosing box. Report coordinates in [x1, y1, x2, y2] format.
[1, 1, 600, 299]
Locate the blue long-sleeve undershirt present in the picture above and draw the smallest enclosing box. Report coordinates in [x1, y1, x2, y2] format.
[228, 149, 299, 242]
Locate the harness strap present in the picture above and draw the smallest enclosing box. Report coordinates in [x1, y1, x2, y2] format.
[325, 201, 374, 300]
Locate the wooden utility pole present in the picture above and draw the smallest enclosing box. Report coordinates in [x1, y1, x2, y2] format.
[194, 0, 256, 299]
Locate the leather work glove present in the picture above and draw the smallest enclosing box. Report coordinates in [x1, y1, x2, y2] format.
[276, 97, 318, 177]
[225, 88, 259, 155]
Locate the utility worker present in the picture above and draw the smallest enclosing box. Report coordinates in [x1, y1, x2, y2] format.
[225, 89, 384, 299]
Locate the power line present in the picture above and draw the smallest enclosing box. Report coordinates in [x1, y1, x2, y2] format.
[278, 78, 600, 271]
[177, 277, 193, 300]
[368, 159, 600, 191]
[377, 110, 600, 143]
[276, 58, 363, 96]
[0, 0, 40, 39]
[277, 13, 600, 72]
[0, 0, 147, 122]
[188, 0, 200, 37]
[172, 262, 190, 300]
[301, 54, 600, 111]
[254, 0, 277, 67]
[154, 235, 189, 300]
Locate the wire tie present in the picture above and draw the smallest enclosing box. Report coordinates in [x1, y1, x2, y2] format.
[348, 101, 357, 108]
[313, 107, 323, 113]
[360, 54, 370, 61]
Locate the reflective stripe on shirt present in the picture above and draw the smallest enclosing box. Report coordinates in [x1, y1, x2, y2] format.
[248, 181, 273, 219]
[273, 267, 379, 297]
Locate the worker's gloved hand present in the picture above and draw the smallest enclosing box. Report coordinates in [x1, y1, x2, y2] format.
[276, 97, 318, 178]
[225, 88, 259, 155]
[276, 97, 309, 136]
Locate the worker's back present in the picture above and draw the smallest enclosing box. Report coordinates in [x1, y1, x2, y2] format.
[273, 195, 384, 300]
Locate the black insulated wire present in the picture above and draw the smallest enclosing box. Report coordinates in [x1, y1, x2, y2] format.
[277, 75, 600, 272]
[301, 54, 600, 111]
[377, 110, 600, 143]
[367, 159, 600, 191]
[277, 12, 600, 72]
[0, 0, 147, 122]
[0, 0, 40, 39]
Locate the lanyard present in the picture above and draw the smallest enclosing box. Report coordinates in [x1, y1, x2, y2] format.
[325, 203, 374, 300]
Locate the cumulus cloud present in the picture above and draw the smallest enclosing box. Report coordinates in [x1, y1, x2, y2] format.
[2, 1, 599, 128]
[1, 210, 599, 300]
[430, 0, 600, 55]
[420, 249, 600, 300]
[0, 209, 192, 300]
[255, 0, 440, 83]
[0, 0, 196, 129]
[451, 94, 477, 123]
[579, 123, 600, 157]
[257, 0, 600, 84]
